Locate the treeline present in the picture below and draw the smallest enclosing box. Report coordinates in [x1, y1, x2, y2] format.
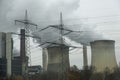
[69, 65, 120, 80]
[28, 65, 120, 80]
[2, 65, 120, 80]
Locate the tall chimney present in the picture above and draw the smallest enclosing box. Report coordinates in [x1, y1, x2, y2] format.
[83, 45, 88, 69]
[20, 29, 25, 61]
[42, 48, 48, 72]
[20, 29, 26, 75]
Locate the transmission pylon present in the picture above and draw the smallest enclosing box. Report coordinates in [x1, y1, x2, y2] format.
[15, 10, 37, 67]
[58, 12, 68, 80]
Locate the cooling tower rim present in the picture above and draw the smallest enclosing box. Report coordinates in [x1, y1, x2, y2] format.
[90, 40, 115, 44]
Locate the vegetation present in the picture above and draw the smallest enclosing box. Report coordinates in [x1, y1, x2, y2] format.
[68, 65, 120, 80]
[68, 65, 93, 80]
[8, 75, 23, 80]
[68, 65, 80, 80]
[4, 65, 120, 80]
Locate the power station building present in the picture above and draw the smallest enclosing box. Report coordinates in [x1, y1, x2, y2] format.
[0, 32, 13, 77]
[12, 29, 28, 76]
[12, 56, 22, 75]
[90, 40, 117, 72]
[0, 31, 26, 77]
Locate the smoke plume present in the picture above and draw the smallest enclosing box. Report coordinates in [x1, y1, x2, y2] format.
[0, 0, 107, 47]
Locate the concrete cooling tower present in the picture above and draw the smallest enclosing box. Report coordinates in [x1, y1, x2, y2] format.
[90, 40, 117, 72]
[46, 45, 70, 80]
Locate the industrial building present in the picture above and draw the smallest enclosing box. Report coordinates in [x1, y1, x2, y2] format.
[0, 32, 13, 77]
[0, 58, 7, 77]
[0, 30, 28, 78]
[28, 65, 42, 75]
[12, 56, 29, 75]
[90, 40, 117, 72]
[12, 56, 22, 75]
[12, 29, 28, 76]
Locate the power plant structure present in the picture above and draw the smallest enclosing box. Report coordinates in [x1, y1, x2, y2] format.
[12, 29, 28, 76]
[0, 11, 119, 80]
[0, 28, 118, 79]
[46, 45, 70, 80]
[83, 45, 88, 69]
[42, 48, 48, 72]
[0, 31, 119, 79]
[20, 29, 28, 75]
[0, 29, 28, 78]
[0, 32, 13, 77]
[90, 40, 117, 72]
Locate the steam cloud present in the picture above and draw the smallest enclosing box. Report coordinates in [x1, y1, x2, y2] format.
[0, 0, 107, 47]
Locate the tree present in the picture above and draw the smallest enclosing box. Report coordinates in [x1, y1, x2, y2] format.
[68, 65, 80, 80]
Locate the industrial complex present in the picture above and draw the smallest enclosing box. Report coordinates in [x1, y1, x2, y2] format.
[0, 31, 118, 79]
[0, 11, 118, 80]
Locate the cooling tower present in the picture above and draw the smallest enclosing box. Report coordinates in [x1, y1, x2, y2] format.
[90, 40, 117, 72]
[42, 48, 48, 72]
[47, 45, 70, 80]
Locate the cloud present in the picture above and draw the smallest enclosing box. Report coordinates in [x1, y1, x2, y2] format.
[13, 48, 20, 56]
[0, 0, 15, 32]
[1, 0, 120, 68]
[66, 24, 107, 45]
[0, 0, 116, 48]
[6, 0, 80, 27]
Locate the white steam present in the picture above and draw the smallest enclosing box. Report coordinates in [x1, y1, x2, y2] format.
[0, 0, 108, 47]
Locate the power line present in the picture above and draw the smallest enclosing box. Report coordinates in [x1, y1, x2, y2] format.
[14, 10, 38, 79]
[34, 15, 120, 24]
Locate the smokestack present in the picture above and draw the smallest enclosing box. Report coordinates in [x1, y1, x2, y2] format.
[20, 29, 26, 75]
[42, 48, 48, 72]
[20, 29, 25, 61]
[83, 45, 88, 69]
[90, 40, 117, 72]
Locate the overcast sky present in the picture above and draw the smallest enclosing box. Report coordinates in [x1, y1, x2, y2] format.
[1, 0, 120, 68]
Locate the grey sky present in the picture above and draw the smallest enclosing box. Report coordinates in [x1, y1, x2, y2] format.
[0, 0, 120, 68]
